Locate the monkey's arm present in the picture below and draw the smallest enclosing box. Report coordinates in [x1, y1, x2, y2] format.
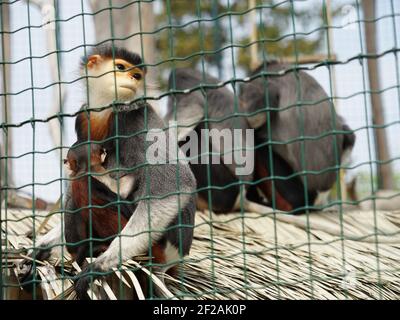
[27, 186, 72, 258]
[88, 194, 183, 268]
[18, 185, 72, 288]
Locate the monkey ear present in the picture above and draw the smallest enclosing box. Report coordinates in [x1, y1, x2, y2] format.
[87, 54, 102, 69]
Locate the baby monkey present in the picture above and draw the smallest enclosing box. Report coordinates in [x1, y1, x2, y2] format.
[64, 142, 134, 265]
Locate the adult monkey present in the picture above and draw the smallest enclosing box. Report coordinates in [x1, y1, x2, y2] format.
[240, 61, 356, 213]
[19, 46, 197, 299]
[165, 68, 267, 214]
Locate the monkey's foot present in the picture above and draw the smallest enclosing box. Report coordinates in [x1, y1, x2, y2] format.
[74, 263, 102, 300]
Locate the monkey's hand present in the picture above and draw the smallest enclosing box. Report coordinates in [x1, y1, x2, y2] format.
[74, 263, 103, 300]
[17, 258, 35, 291]
[17, 248, 51, 292]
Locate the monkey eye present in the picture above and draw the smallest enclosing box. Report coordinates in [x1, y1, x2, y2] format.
[63, 159, 68, 165]
[132, 73, 142, 80]
[116, 63, 126, 71]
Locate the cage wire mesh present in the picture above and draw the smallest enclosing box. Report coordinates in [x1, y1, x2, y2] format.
[0, 0, 400, 300]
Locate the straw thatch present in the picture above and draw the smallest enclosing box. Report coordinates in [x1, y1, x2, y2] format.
[2, 207, 400, 299]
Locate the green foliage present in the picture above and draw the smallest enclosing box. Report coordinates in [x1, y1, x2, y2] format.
[155, 0, 327, 77]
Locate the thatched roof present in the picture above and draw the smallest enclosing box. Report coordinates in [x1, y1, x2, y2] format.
[2, 207, 400, 299]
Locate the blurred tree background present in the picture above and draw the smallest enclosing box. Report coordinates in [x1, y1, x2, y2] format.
[154, 0, 336, 80]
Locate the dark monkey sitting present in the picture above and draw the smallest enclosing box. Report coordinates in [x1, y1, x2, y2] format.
[19, 45, 197, 299]
[166, 68, 264, 214]
[240, 61, 356, 212]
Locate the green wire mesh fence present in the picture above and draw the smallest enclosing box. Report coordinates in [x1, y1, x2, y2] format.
[0, 0, 400, 300]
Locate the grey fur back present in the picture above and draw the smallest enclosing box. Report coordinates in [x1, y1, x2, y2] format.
[166, 68, 253, 181]
[241, 63, 355, 191]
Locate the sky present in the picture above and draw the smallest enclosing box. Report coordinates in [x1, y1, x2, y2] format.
[1, 0, 400, 203]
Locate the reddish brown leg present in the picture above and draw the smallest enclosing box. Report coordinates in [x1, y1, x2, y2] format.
[255, 160, 293, 212]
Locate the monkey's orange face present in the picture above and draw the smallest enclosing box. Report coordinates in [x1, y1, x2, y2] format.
[84, 55, 145, 107]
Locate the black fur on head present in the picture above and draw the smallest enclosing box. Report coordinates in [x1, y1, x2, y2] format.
[80, 44, 146, 72]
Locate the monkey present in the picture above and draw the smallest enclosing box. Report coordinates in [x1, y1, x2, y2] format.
[63, 141, 134, 266]
[18, 45, 197, 300]
[239, 61, 356, 213]
[165, 67, 266, 214]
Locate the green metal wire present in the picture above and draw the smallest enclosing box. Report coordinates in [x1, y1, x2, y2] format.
[194, 0, 218, 299]
[0, 0, 9, 300]
[163, 0, 187, 299]
[226, 0, 249, 299]
[355, 0, 383, 298]
[79, 0, 95, 300]
[0, 0, 399, 300]
[322, 0, 348, 299]
[107, 0, 124, 300]
[288, 0, 315, 297]
[26, 0, 38, 299]
[256, 2, 283, 299]
[389, 0, 400, 143]
[52, 0, 66, 299]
